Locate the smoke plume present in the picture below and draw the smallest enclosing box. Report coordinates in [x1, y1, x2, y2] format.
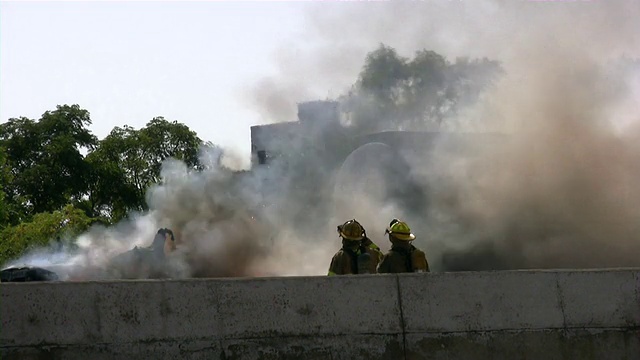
[6, 1, 640, 278]
[249, 0, 640, 271]
[431, 57, 640, 270]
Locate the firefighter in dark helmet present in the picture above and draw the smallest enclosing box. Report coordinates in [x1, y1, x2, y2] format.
[377, 219, 429, 273]
[328, 219, 383, 276]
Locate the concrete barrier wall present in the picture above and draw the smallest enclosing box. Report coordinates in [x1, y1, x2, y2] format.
[1, 269, 639, 360]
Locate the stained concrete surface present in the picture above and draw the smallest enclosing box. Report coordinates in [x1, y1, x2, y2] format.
[1, 269, 639, 359]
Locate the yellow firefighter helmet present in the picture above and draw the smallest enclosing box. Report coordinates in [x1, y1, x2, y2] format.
[337, 219, 365, 241]
[386, 220, 415, 241]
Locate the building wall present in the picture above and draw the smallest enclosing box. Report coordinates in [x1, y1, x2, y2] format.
[250, 101, 341, 169]
[2, 269, 639, 359]
[250, 122, 302, 167]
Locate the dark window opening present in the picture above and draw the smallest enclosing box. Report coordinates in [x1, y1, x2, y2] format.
[257, 150, 267, 165]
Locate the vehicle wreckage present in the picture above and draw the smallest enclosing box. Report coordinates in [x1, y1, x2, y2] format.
[1, 228, 178, 282]
[106, 227, 177, 279]
[0, 266, 60, 282]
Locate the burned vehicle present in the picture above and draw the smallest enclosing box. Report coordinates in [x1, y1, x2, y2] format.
[106, 228, 177, 279]
[0, 266, 59, 282]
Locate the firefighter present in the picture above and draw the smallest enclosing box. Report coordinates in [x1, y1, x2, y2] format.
[361, 227, 382, 253]
[377, 219, 430, 273]
[328, 219, 383, 276]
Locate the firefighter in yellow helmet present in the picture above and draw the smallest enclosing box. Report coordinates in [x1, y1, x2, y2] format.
[360, 223, 382, 253]
[377, 219, 430, 273]
[328, 219, 383, 276]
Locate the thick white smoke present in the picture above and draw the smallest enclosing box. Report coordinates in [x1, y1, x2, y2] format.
[6, 1, 640, 278]
[428, 55, 640, 270]
[249, 0, 640, 271]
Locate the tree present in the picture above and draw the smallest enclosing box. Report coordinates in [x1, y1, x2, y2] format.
[340, 44, 503, 133]
[403, 49, 449, 127]
[343, 44, 409, 133]
[0, 105, 97, 222]
[0, 117, 41, 222]
[0, 146, 10, 228]
[0, 204, 93, 266]
[445, 56, 503, 116]
[359, 44, 409, 107]
[84, 117, 203, 222]
[84, 125, 143, 221]
[0, 105, 209, 262]
[137, 117, 202, 184]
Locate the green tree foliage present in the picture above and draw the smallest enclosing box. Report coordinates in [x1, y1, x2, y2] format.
[359, 44, 409, 109]
[0, 105, 98, 222]
[0, 146, 10, 228]
[83, 125, 141, 221]
[1, 106, 204, 225]
[0, 204, 93, 265]
[341, 44, 503, 133]
[0, 105, 207, 263]
[84, 117, 203, 222]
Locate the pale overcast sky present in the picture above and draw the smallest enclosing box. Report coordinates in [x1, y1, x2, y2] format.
[3, 1, 638, 167]
[1, 1, 307, 164]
